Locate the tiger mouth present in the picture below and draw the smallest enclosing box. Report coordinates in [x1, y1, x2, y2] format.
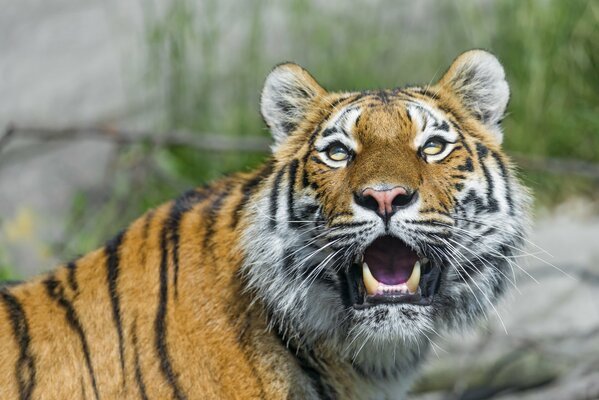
[347, 235, 442, 308]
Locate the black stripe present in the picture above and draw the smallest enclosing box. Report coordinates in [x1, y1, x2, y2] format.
[230, 161, 274, 228]
[336, 267, 354, 309]
[463, 189, 486, 212]
[298, 203, 320, 223]
[435, 120, 449, 131]
[435, 102, 469, 131]
[66, 261, 79, 292]
[405, 218, 451, 227]
[269, 166, 287, 229]
[44, 277, 100, 400]
[301, 120, 328, 189]
[309, 155, 329, 167]
[283, 339, 336, 400]
[155, 223, 187, 400]
[105, 230, 126, 383]
[300, 362, 335, 400]
[287, 159, 299, 227]
[132, 319, 149, 400]
[140, 209, 156, 267]
[1, 290, 36, 400]
[476, 142, 489, 159]
[322, 127, 338, 137]
[476, 143, 499, 213]
[231, 310, 268, 399]
[202, 184, 235, 252]
[451, 122, 473, 155]
[329, 211, 353, 220]
[457, 157, 474, 172]
[491, 150, 515, 216]
[416, 87, 441, 100]
[168, 189, 210, 298]
[331, 220, 372, 229]
[377, 90, 390, 104]
[480, 163, 498, 212]
[271, 323, 337, 400]
[354, 113, 362, 127]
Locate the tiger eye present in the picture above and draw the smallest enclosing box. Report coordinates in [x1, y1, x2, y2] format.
[422, 139, 446, 156]
[327, 145, 349, 161]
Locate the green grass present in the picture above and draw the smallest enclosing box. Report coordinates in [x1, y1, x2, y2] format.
[59, 0, 598, 259]
[492, 0, 599, 162]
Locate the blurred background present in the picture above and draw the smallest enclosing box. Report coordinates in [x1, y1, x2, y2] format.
[0, 0, 598, 398]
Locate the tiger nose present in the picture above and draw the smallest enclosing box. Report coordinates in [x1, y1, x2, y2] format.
[354, 186, 417, 218]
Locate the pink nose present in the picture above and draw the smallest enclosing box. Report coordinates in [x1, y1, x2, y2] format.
[356, 186, 416, 218]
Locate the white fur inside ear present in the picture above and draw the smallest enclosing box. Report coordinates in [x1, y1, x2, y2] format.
[261, 64, 321, 149]
[444, 50, 510, 143]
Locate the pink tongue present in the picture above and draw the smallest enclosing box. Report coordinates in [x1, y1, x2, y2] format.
[363, 236, 418, 285]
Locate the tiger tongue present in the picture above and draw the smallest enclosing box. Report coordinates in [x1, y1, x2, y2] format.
[363, 236, 419, 285]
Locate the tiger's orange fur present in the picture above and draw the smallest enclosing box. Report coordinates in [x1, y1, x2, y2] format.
[0, 50, 530, 399]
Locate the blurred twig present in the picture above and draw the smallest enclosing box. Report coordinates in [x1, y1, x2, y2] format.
[2, 125, 599, 180]
[0, 124, 16, 150]
[511, 152, 599, 180]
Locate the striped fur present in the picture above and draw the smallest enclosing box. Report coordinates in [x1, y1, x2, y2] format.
[0, 50, 530, 399]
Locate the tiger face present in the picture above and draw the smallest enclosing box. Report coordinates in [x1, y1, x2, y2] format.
[242, 50, 530, 377]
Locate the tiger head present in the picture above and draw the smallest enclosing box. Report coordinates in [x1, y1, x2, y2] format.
[241, 50, 531, 376]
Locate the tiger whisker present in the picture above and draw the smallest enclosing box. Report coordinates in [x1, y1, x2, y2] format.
[445, 237, 520, 294]
[428, 220, 541, 284]
[440, 237, 508, 334]
[451, 216, 551, 258]
[443, 224, 539, 285]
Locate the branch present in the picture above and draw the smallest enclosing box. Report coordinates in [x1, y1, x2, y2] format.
[0, 125, 271, 154]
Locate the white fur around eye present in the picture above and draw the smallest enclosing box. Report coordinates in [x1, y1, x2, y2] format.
[314, 107, 360, 168]
[409, 103, 458, 163]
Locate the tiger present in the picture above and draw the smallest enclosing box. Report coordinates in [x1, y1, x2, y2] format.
[0, 49, 530, 399]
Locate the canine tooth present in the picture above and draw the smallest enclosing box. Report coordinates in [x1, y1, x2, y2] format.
[362, 262, 379, 296]
[406, 261, 421, 294]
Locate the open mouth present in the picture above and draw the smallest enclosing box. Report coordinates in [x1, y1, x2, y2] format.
[347, 235, 442, 308]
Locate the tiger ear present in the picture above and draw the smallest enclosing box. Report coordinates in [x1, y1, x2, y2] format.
[261, 63, 326, 149]
[438, 50, 510, 143]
